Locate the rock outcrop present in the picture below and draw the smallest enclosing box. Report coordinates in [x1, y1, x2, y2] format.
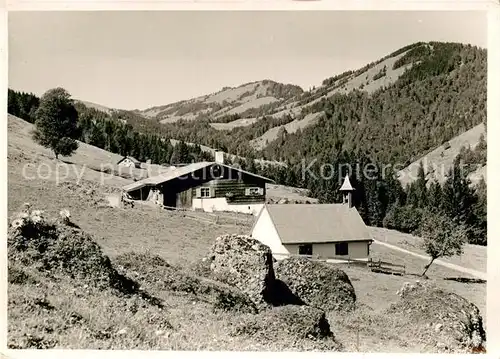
[232, 304, 341, 350]
[274, 256, 356, 312]
[387, 281, 486, 353]
[207, 235, 358, 313]
[208, 234, 276, 309]
[115, 251, 258, 314]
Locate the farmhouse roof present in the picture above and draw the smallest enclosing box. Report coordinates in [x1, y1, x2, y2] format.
[262, 204, 372, 244]
[122, 161, 274, 192]
[118, 156, 141, 165]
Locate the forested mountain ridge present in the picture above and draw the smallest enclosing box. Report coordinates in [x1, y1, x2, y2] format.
[136, 80, 304, 125]
[260, 42, 486, 166]
[7, 41, 487, 245]
[125, 42, 486, 170]
[9, 41, 486, 169]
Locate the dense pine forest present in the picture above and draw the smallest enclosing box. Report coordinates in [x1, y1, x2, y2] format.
[7, 42, 487, 245]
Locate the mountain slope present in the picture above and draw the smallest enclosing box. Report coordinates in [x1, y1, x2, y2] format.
[76, 100, 115, 115]
[8, 41, 487, 244]
[7, 114, 308, 202]
[126, 42, 486, 173]
[137, 80, 303, 124]
[11, 42, 487, 193]
[397, 123, 487, 187]
[260, 42, 486, 166]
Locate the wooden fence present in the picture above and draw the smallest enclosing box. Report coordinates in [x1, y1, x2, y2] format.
[274, 253, 406, 274]
[162, 205, 218, 224]
[162, 205, 254, 226]
[367, 258, 406, 276]
[273, 253, 371, 266]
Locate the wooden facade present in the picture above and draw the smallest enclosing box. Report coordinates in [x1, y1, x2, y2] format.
[128, 163, 268, 209]
[194, 178, 266, 204]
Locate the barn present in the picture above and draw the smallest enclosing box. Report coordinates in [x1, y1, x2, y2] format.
[251, 177, 373, 260]
[122, 152, 274, 215]
[117, 156, 142, 169]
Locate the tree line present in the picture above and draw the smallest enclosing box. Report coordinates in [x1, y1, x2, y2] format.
[8, 41, 487, 246]
[251, 149, 487, 246]
[63, 42, 486, 172]
[8, 85, 487, 246]
[8, 88, 214, 165]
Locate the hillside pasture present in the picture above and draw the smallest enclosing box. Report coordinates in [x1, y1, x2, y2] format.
[397, 123, 487, 187]
[8, 114, 169, 183]
[144, 81, 288, 124]
[7, 113, 487, 351]
[370, 227, 487, 273]
[265, 183, 318, 204]
[250, 112, 324, 150]
[330, 53, 415, 96]
[214, 96, 278, 117]
[210, 117, 258, 130]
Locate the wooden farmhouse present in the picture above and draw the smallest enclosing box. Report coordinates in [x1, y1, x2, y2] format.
[121, 152, 274, 215]
[251, 176, 373, 260]
[117, 156, 142, 169]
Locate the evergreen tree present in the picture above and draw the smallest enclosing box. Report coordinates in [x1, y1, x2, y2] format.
[103, 120, 115, 152]
[88, 122, 106, 148]
[170, 141, 190, 164]
[77, 111, 94, 142]
[441, 157, 478, 242]
[471, 177, 487, 245]
[246, 153, 258, 174]
[427, 180, 443, 210]
[178, 141, 191, 163]
[8, 89, 20, 117]
[414, 162, 428, 207]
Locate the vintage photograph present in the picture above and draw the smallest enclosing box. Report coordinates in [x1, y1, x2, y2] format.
[6, 10, 487, 352]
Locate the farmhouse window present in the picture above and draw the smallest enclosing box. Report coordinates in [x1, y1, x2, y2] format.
[298, 244, 313, 256]
[335, 242, 349, 256]
[245, 187, 263, 196]
[200, 187, 211, 198]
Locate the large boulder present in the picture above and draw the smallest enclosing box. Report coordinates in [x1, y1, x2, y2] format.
[7, 205, 166, 309]
[387, 281, 486, 353]
[274, 256, 356, 312]
[116, 251, 258, 314]
[8, 206, 135, 293]
[231, 304, 341, 350]
[208, 234, 276, 310]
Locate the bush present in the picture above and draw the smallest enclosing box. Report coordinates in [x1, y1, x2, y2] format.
[372, 66, 387, 81]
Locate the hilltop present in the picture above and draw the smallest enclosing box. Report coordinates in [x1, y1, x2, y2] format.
[76, 100, 115, 115]
[11, 42, 486, 178]
[137, 80, 303, 125]
[92, 42, 485, 178]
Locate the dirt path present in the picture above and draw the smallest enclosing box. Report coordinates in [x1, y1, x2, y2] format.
[373, 240, 487, 280]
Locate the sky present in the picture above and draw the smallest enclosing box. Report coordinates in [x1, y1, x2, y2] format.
[8, 11, 488, 110]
